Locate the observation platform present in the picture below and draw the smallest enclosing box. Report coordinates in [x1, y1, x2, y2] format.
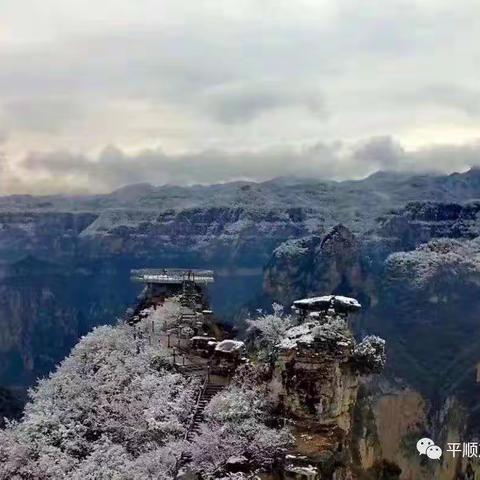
[131, 268, 215, 285]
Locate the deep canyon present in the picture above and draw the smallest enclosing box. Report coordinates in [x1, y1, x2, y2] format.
[2, 170, 480, 478]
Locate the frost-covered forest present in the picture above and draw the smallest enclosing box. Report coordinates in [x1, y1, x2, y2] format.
[0, 306, 290, 480]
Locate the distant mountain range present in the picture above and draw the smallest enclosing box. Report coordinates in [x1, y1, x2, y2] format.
[2, 167, 480, 214]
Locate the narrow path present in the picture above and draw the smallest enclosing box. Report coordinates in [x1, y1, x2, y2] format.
[128, 286, 227, 477]
[185, 381, 224, 441]
[174, 372, 225, 478]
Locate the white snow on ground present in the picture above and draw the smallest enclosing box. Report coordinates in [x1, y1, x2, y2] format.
[272, 239, 309, 258]
[277, 322, 317, 350]
[215, 340, 245, 353]
[293, 295, 361, 310]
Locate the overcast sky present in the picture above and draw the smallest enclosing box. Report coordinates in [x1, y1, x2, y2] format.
[0, 0, 479, 194]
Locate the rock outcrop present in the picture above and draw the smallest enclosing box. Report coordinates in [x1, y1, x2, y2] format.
[0, 256, 133, 388]
[263, 220, 480, 479]
[265, 297, 386, 479]
[264, 224, 364, 307]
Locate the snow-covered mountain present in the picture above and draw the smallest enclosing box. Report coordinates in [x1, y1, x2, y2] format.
[2, 169, 480, 398]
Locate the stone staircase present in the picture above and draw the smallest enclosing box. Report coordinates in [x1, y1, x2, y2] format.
[180, 280, 199, 309]
[178, 280, 201, 332]
[185, 382, 224, 440]
[179, 310, 197, 324]
[175, 379, 224, 477]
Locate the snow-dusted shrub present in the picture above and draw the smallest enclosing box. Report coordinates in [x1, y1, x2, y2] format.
[69, 439, 131, 480]
[140, 297, 182, 330]
[351, 335, 386, 373]
[188, 383, 291, 476]
[385, 238, 480, 289]
[68, 439, 182, 480]
[272, 239, 309, 258]
[244, 421, 291, 466]
[216, 473, 252, 480]
[188, 424, 249, 476]
[188, 420, 290, 477]
[126, 443, 182, 480]
[204, 386, 266, 423]
[247, 304, 295, 358]
[312, 312, 349, 336]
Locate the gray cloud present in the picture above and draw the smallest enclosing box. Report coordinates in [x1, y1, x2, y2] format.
[0, 136, 474, 195]
[2, 97, 85, 134]
[200, 81, 327, 123]
[0, 0, 479, 193]
[413, 141, 480, 172]
[352, 136, 406, 170]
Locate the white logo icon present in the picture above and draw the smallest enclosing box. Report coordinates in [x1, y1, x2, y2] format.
[416, 437, 442, 460]
[426, 445, 443, 460]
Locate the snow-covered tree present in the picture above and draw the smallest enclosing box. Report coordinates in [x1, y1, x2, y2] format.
[351, 335, 386, 373]
[246, 304, 295, 359]
[204, 386, 267, 424]
[188, 419, 290, 477]
[68, 439, 131, 480]
[0, 321, 197, 479]
[126, 443, 182, 480]
[187, 381, 291, 477]
[187, 424, 249, 477]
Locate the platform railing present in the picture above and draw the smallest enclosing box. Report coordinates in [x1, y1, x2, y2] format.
[131, 268, 215, 284]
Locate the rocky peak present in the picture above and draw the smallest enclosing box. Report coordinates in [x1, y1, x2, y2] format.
[319, 223, 358, 255]
[270, 296, 385, 427]
[264, 295, 385, 478]
[264, 225, 363, 305]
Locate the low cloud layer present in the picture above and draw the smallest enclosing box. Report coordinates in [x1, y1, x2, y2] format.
[2, 136, 479, 195]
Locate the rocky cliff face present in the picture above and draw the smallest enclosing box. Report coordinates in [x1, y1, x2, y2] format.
[263, 206, 480, 479]
[79, 206, 313, 266]
[0, 256, 134, 388]
[373, 201, 480, 251]
[0, 386, 21, 427]
[0, 211, 97, 261]
[255, 298, 387, 480]
[3, 170, 480, 410]
[351, 382, 480, 480]
[264, 224, 364, 307]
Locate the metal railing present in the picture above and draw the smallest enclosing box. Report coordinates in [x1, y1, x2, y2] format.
[131, 268, 215, 285]
[183, 371, 209, 441]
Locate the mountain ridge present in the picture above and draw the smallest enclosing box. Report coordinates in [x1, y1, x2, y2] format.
[2, 168, 480, 213]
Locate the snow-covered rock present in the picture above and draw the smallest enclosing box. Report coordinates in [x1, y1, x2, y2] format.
[215, 340, 246, 353]
[293, 295, 361, 313]
[278, 318, 354, 353]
